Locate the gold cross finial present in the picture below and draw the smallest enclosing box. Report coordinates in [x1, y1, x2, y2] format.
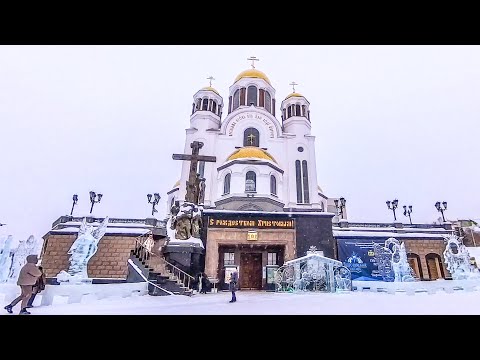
[207, 76, 215, 87]
[247, 133, 256, 145]
[289, 81, 298, 93]
[247, 56, 260, 69]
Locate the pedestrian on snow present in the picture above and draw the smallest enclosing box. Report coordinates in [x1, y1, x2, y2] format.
[229, 269, 238, 303]
[4, 255, 42, 315]
[200, 272, 211, 294]
[26, 266, 46, 308]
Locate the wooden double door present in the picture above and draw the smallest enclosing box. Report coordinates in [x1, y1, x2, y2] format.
[240, 253, 262, 290]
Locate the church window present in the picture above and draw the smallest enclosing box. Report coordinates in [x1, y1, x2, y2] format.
[265, 91, 271, 113]
[223, 173, 231, 195]
[208, 99, 213, 111]
[267, 253, 277, 265]
[224, 252, 235, 265]
[302, 105, 307, 117]
[295, 160, 302, 203]
[212, 101, 217, 114]
[233, 89, 240, 111]
[259, 89, 265, 107]
[243, 128, 259, 147]
[247, 85, 257, 106]
[302, 160, 310, 203]
[295, 104, 301, 116]
[270, 175, 277, 196]
[272, 98, 275, 116]
[287, 106, 292, 119]
[170, 197, 175, 212]
[196, 98, 202, 110]
[202, 98, 208, 111]
[282, 108, 286, 121]
[191, 103, 195, 115]
[240, 88, 246, 106]
[245, 171, 256, 192]
[228, 96, 232, 113]
[307, 110, 310, 121]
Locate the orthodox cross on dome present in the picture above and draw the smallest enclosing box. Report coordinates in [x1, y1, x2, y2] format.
[172, 141, 216, 204]
[207, 76, 215, 87]
[247, 133, 256, 145]
[247, 56, 260, 69]
[289, 81, 298, 93]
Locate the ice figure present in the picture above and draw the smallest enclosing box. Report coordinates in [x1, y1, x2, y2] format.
[443, 234, 480, 280]
[0, 235, 14, 282]
[8, 235, 38, 282]
[334, 266, 352, 291]
[373, 238, 415, 282]
[60, 217, 109, 280]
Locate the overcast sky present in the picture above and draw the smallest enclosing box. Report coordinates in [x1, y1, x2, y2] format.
[0, 45, 479, 241]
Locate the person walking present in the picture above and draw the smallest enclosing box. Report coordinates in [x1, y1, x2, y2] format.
[4, 255, 42, 315]
[229, 269, 238, 303]
[26, 266, 46, 308]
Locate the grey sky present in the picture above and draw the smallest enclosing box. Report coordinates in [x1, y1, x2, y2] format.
[0, 45, 479, 241]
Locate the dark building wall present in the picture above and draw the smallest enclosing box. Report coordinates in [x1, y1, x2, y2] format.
[295, 215, 336, 258]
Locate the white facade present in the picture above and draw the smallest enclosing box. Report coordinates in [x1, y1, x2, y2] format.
[166, 66, 341, 215]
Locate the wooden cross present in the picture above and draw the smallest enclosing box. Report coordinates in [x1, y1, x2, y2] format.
[207, 76, 215, 87]
[172, 141, 216, 204]
[289, 81, 298, 93]
[247, 56, 260, 69]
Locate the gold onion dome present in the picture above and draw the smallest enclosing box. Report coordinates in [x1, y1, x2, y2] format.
[285, 92, 303, 99]
[227, 146, 277, 163]
[234, 69, 271, 85]
[201, 86, 219, 95]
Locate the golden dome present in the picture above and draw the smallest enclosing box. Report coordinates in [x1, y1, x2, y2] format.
[285, 92, 303, 99]
[227, 146, 277, 163]
[201, 86, 219, 95]
[234, 69, 271, 85]
[173, 180, 180, 188]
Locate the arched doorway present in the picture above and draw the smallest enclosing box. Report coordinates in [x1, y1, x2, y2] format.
[425, 253, 445, 280]
[407, 253, 423, 279]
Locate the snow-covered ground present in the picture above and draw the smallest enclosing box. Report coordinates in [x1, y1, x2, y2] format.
[2, 289, 480, 315]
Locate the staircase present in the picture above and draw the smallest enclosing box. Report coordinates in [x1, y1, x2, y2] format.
[130, 237, 195, 297]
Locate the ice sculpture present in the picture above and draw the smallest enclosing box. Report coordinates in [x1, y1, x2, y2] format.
[373, 238, 415, 282]
[443, 234, 480, 280]
[0, 235, 14, 283]
[58, 217, 109, 281]
[334, 266, 352, 291]
[8, 235, 38, 282]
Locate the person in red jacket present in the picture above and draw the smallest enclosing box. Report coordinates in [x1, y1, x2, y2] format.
[4, 255, 42, 315]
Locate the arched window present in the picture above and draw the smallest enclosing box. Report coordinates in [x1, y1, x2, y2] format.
[243, 128, 259, 147]
[228, 96, 232, 113]
[223, 173, 231, 195]
[295, 160, 302, 203]
[170, 197, 175, 211]
[247, 85, 257, 106]
[259, 89, 265, 107]
[295, 104, 301, 116]
[245, 171, 256, 192]
[212, 101, 217, 114]
[270, 175, 277, 195]
[407, 253, 423, 279]
[426, 253, 445, 280]
[191, 103, 196, 115]
[302, 160, 310, 203]
[240, 88, 246, 106]
[282, 108, 286, 121]
[287, 106, 292, 118]
[302, 105, 307, 117]
[202, 98, 208, 111]
[196, 98, 202, 110]
[233, 89, 240, 111]
[265, 92, 271, 113]
[272, 98, 276, 116]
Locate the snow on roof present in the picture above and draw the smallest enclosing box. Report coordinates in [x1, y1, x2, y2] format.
[333, 230, 446, 239]
[60, 221, 154, 228]
[285, 253, 342, 266]
[203, 209, 335, 217]
[50, 227, 151, 235]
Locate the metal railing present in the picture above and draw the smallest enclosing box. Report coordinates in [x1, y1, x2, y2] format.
[133, 236, 195, 291]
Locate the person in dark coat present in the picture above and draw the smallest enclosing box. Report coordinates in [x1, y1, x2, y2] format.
[4, 255, 42, 315]
[200, 272, 211, 294]
[26, 266, 46, 308]
[229, 269, 238, 303]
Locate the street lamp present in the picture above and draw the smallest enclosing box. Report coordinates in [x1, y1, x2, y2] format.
[333, 197, 346, 219]
[147, 193, 161, 216]
[386, 199, 399, 221]
[435, 201, 448, 222]
[403, 205, 413, 224]
[89, 191, 103, 214]
[70, 194, 78, 216]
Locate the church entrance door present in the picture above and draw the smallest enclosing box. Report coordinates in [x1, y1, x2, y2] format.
[240, 253, 262, 290]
